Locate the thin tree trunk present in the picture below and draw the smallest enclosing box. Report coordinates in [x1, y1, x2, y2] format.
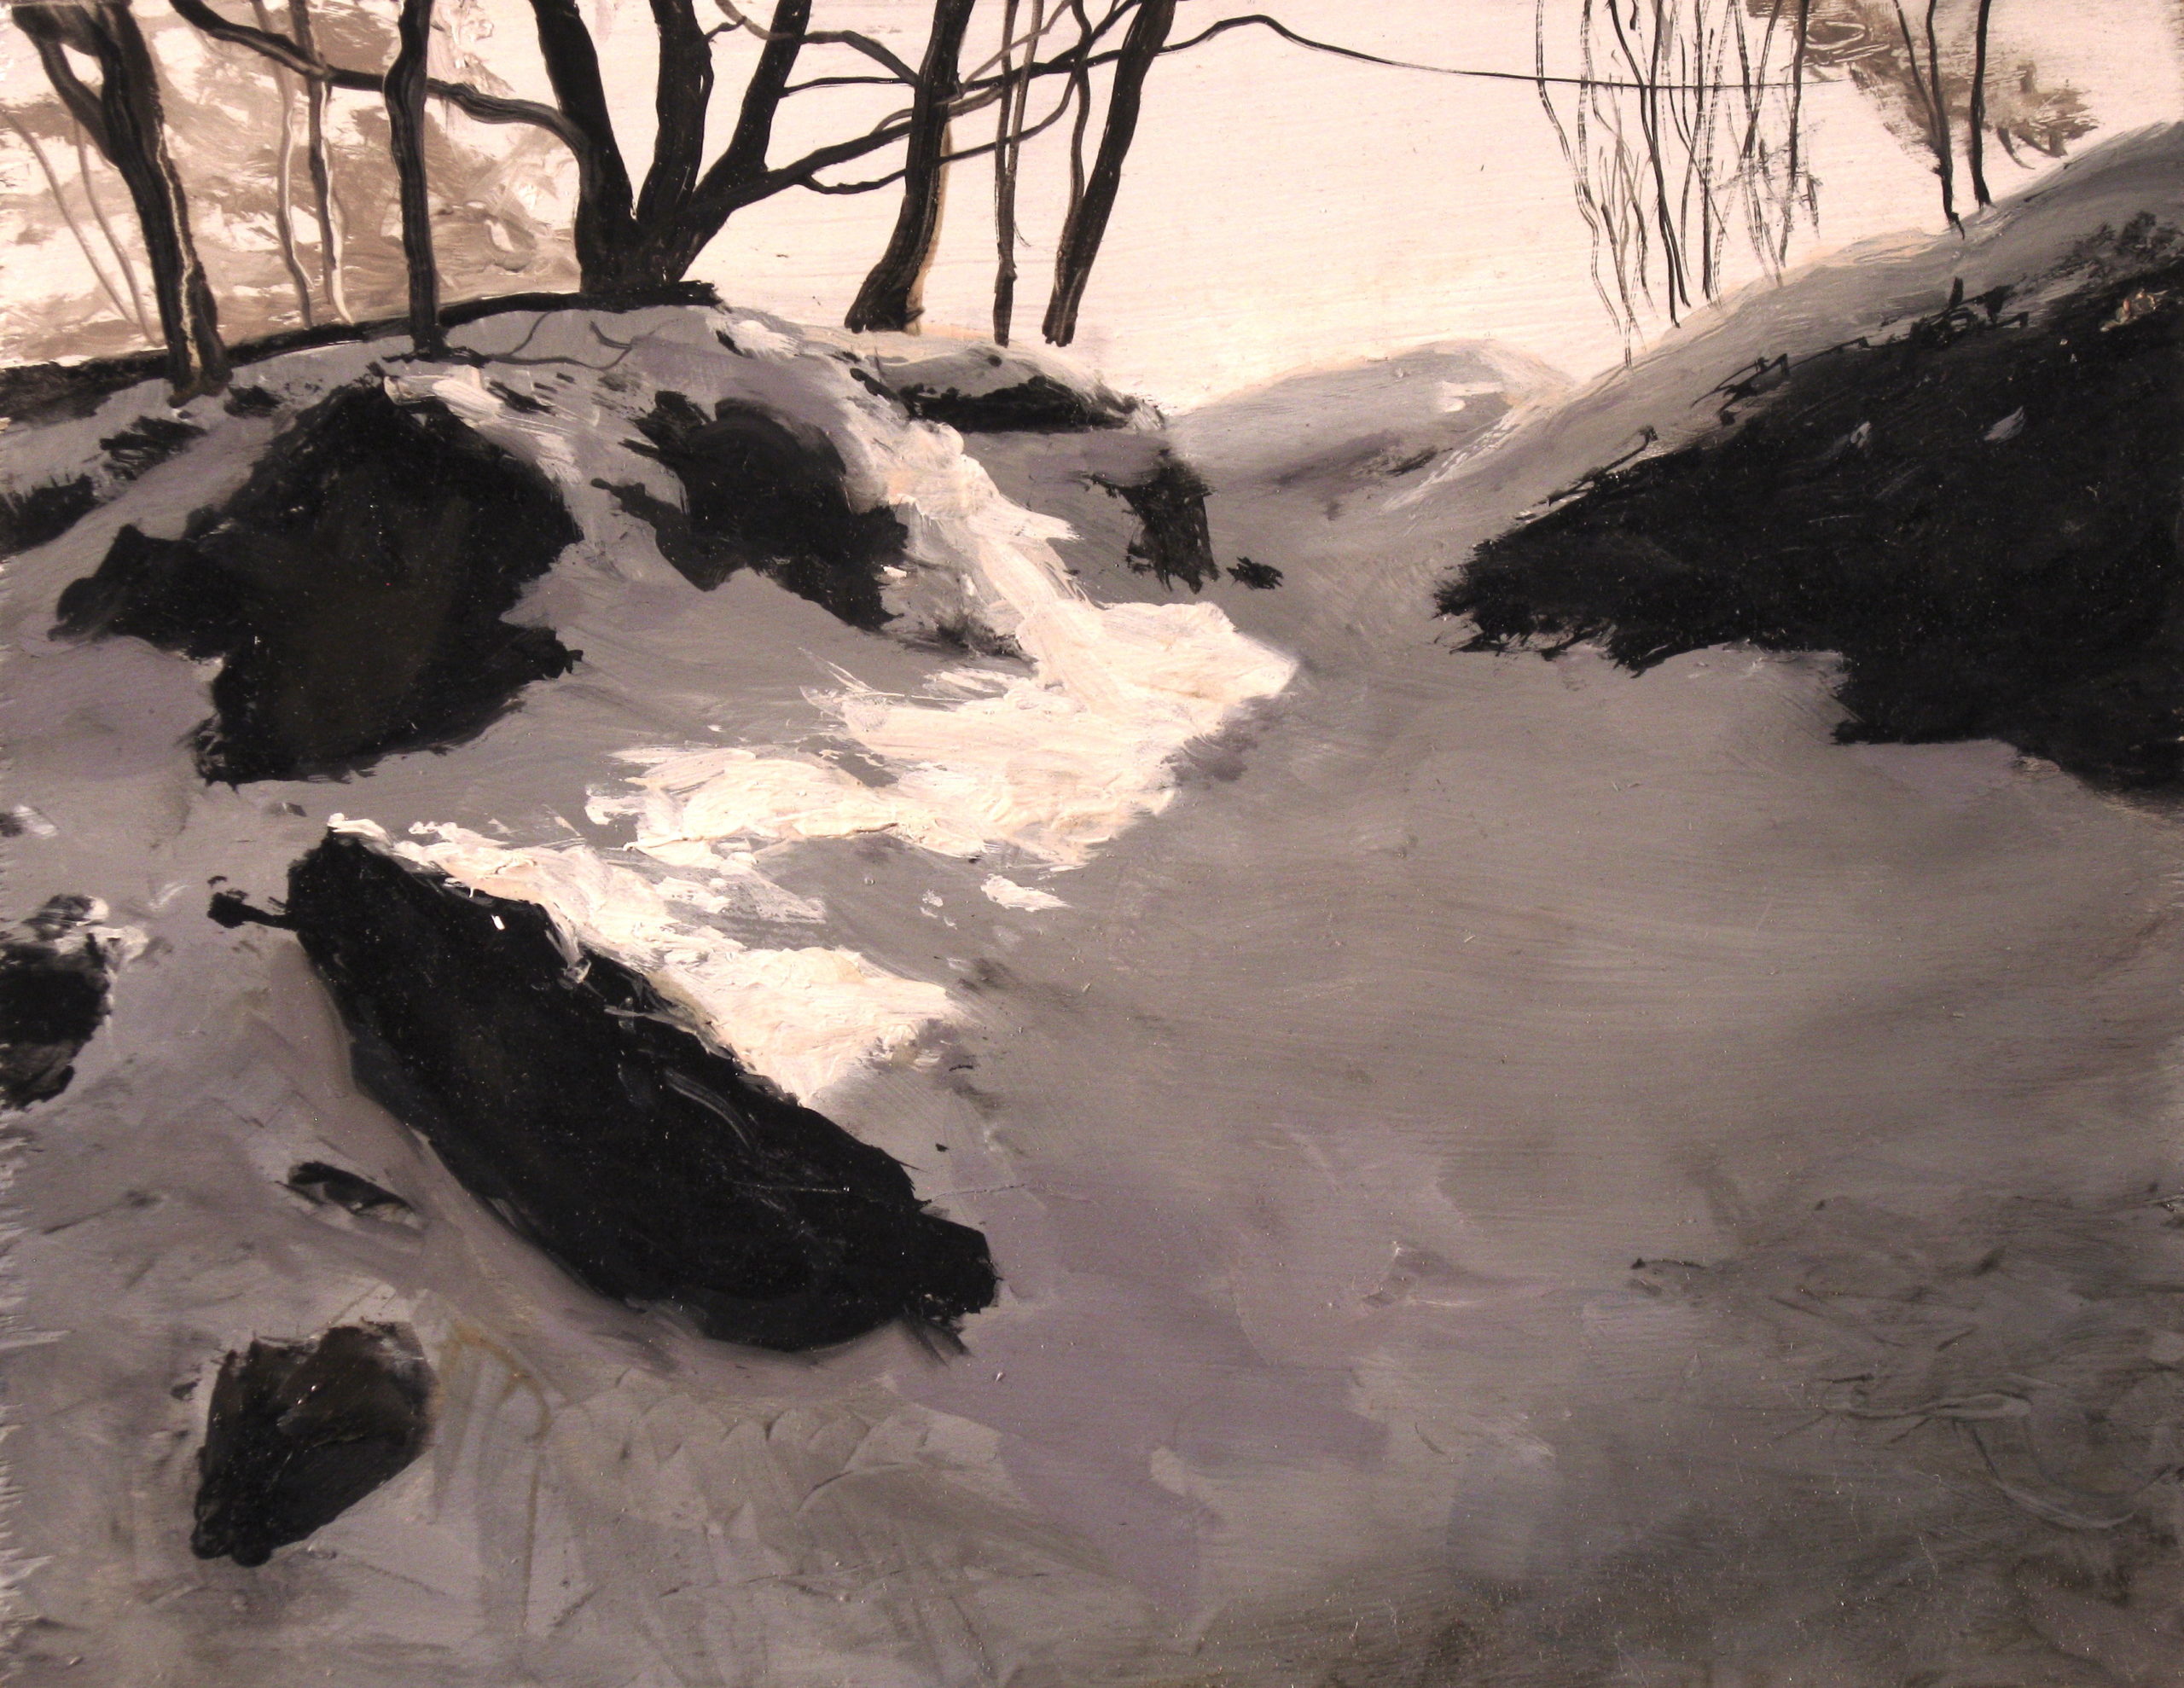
[1041, 0, 1171, 345]
[1967, 0, 1994, 207]
[16, 1, 227, 394]
[3, 109, 139, 328]
[845, 0, 977, 334]
[1060, 0, 1092, 229]
[385, 0, 440, 351]
[991, 0, 1043, 344]
[248, 0, 313, 323]
[73, 118, 153, 326]
[288, 0, 347, 318]
[1780, 0, 1811, 264]
[1921, 0, 1955, 227]
[1891, 0, 1954, 227]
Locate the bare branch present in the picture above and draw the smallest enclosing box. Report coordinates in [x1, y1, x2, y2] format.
[713, 0, 916, 83]
[166, 0, 589, 153]
[0, 106, 140, 328]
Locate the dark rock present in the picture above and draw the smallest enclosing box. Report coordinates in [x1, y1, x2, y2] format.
[1228, 558, 1284, 589]
[896, 369, 1139, 433]
[55, 385, 581, 784]
[0, 418, 208, 560]
[0, 896, 119, 1110]
[223, 386, 282, 417]
[1097, 450, 1217, 592]
[1443, 265, 2184, 788]
[207, 887, 292, 930]
[0, 477, 96, 557]
[97, 414, 201, 481]
[286, 1161, 412, 1219]
[285, 832, 999, 1352]
[601, 392, 905, 631]
[190, 1323, 433, 1567]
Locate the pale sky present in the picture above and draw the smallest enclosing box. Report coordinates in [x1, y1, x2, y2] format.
[3, 0, 2179, 404]
[681, 0, 2184, 403]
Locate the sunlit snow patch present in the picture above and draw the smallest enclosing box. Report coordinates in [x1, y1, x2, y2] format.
[331, 821, 945, 1104]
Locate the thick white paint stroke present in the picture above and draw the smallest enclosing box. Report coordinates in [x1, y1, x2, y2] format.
[331, 821, 948, 1105]
[601, 357, 1297, 868]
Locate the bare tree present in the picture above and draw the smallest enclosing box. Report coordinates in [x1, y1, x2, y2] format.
[26, 0, 1878, 370]
[1966, 0, 1992, 206]
[15, 0, 226, 393]
[1, 105, 143, 328]
[846, 0, 978, 333]
[245, 0, 313, 322]
[383, 0, 438, 349]
[1043, 0, 1169, 345]
[988, 0, 1043, 341]
[1536, 0, 1816, 345]
[287, 0, 346, 317]
[1785, 0, 2091, 223]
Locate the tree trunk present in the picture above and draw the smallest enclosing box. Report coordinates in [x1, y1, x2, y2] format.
[632, 0, 712, 275]
[385, 0, 441, 351]
[525, 0, 638, 287]
[2, 108, 138, 328]
[1042, 0, 1170, 346]
[247, 0, 314, 324]
[288, 0, 346, 319]
[1967, 0, 1994, 208]
[653, 0, 810, 283]
[17, 1, 228, 395]
[990, 0, 1043, 345]
[845, 0, 976, 334]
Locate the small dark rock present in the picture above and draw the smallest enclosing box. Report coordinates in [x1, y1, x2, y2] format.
[1097, 450, 1217, 592]
[285, 1161, 412, 1219]
[97, 415, 202, 482]
[223, 386, 283, 417]
[0, 477, 97, 557]
[0, 895, 119, 1110]
[207, 888, 292, 930]
[895, 372, 1139, 433]
[601, 392, 906, 631]
[191, 1323, 433, 1567]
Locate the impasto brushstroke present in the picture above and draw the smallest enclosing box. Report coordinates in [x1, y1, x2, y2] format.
[8, 4, 2184, 1686]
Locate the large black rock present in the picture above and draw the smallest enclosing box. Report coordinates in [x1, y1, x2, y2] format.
[55, 385, 580, 783]
[285, 832, 997, 1352]
[1443, 250, 2184, 787]
[191, 1323, 433, 1567]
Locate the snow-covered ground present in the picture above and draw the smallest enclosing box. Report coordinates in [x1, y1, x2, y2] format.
[7, 130, 2184, 1685]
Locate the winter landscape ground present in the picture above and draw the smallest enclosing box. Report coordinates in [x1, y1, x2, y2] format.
[7, 121, 2184, 1688]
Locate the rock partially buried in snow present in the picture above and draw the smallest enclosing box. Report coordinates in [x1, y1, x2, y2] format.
[285, 831, 998, 1351]
[601, 391, 909, 629]
[53, 385, 580, 783]
[1444, 258, 2184, 788]
[828, 330, 1144, 433]
[190, 1323, 433, 1568]
[0, 895, 142, 1110]
[363, 819, 948, 1102]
